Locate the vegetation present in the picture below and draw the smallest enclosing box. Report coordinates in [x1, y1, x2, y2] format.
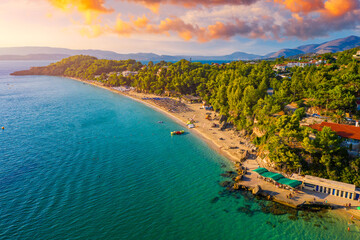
[11, 47, 360, 186]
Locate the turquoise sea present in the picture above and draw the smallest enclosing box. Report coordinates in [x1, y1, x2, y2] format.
[0, 61, 359, 240]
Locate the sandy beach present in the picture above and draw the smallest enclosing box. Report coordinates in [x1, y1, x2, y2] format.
[69, 77, 360, 225]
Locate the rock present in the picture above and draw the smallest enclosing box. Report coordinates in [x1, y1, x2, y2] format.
[237, 206, 254, 216]
[220, 171, 238, 178]
[219, 181, 232, 188]
[235, 175, 243, 182]
[252, 185, 261, 195]
[210, 197, 220, 203]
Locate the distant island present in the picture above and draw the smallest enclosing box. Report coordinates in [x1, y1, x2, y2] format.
[11, 46, 360, 189]
[3, 35, 360, 61]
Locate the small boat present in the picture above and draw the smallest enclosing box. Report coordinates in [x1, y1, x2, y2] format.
[158, 121, 164, 123]
[171, 130, 185, 136]
[187, 124, 195, 129]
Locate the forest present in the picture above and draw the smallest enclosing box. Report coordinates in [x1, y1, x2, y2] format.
[11, 47, 360, 186]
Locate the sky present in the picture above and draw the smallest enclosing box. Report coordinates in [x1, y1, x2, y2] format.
[0, 0, 359, 56]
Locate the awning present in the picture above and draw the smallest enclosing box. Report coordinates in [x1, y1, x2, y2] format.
[269, 173, 285, 181]
[252, 168, 302, 188]
[252, 168, 268, 174]
[261, 171, 276, 178]
[278, 178, 302, 188]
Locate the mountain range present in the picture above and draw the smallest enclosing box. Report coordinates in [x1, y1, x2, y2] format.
[264, 35, 360, 58]
[0, 35, 359, 62]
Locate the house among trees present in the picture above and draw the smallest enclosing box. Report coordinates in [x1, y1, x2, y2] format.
[284, 102, 298, 113]
[182, 95, 202, 104]
[266, 88, 274, 96]
[122, 70, 138, 77]
[164, 90, 180, 97]
[309, 122, 360, 152]
[274, 64, 287, 71]
[354, 50, 360, 59]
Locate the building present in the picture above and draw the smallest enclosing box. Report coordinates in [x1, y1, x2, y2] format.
[287, 62, 300, 68]
[284, 102, 298, 113]
[122, 71, 138, 77]
[309, 122, 360, 152]
[266, 88, 274, 96]
[274, 64, 287, 71]
[254, 169, 360, 200]
[182, 95, 202, 104]
[353, 51, 360, 59]
[299, 62, 311, 67]
[293, 175, 360, 200]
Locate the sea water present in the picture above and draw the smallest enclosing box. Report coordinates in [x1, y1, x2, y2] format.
[0, 61, 359, 240]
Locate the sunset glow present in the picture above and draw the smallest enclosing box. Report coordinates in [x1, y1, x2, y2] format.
[0, 0, 359, 54]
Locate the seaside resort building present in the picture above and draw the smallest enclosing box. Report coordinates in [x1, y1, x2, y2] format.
[294, 175, 360, 201]
[253, 168, 360, 201]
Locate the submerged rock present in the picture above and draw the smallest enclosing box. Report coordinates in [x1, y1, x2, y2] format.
[237, 206, 254, 217]
[288, 215, 298, 221]
[210, 197, 220, 204]
[220, 171, 238, 178]
[266, 221, 276, 228]
[219, 181, 233, 188]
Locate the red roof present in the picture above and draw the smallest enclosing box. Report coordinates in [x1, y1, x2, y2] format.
[309, 122, 360, 140]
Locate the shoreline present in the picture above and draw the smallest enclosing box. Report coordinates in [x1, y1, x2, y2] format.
[68, 77, 244, 165]
[66, 76, 360, 224]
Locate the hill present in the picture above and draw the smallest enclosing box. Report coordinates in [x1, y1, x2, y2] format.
[265, 35, 360, 58]
[2, 35, 359, 61]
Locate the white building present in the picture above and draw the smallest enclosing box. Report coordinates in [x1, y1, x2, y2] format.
[122, 71, 138, 77]
[294, 175, 360, 200]
[274, 64, 287, 71]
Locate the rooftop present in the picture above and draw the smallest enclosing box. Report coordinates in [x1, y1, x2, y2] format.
[183, 95, 201, 101]
[304, 175, 356, 192]
[309, 122, 360, 140]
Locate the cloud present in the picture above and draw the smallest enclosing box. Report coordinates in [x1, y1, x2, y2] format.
[272, 0, 360, 39]
[108, 15, 275, 42]
[47, 0, 360, 42]
[48, 0, 113, 12]
[122, 0, 258, 10]
[283, 8, 360, 39]
[274, 0, 324, 14]
[324, 0, 358, 16]
[274, 0, 359, 17]
[48, 0, 113, 23]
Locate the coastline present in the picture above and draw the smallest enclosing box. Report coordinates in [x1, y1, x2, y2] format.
[66, 77, 360, 225]
[68, 77, 249, 165]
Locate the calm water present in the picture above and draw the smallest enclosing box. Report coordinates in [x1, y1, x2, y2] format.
[0, 61, 359, 240]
